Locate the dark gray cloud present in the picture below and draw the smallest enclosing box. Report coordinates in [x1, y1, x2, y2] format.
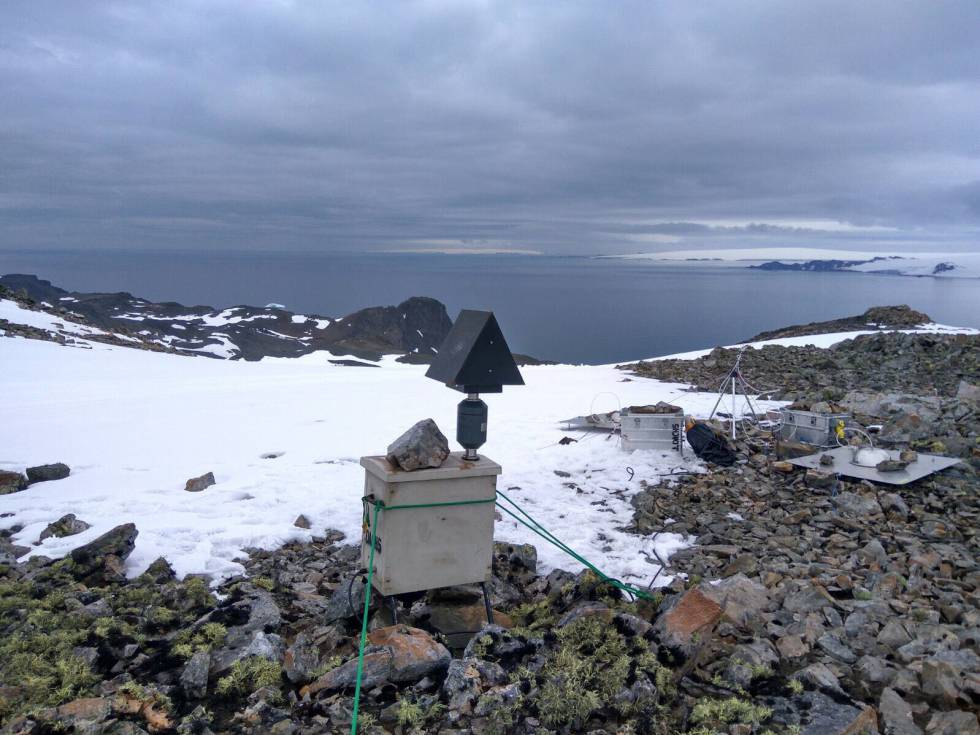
[1, 1, 979, 254]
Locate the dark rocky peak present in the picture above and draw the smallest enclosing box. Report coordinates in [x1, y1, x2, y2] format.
[320, 296, 452, 359]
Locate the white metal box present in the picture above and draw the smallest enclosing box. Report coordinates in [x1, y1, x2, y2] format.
[778, 408, 849, 447]
[621, 407, 686, 454]
[360, 452, 500, 596]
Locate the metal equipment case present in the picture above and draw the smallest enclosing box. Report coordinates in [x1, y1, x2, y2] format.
[778, 408, 849, 447]
[360, 452, 500, 596]
[620, 406, 686, 454]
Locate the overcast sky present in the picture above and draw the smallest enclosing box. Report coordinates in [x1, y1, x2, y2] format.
[1, 1, 979, 255]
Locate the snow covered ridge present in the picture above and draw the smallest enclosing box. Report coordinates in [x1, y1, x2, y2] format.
[607, 248, 980, 278]
[0, 274, 452, 362]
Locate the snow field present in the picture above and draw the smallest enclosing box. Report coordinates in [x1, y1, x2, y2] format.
[3, 302, 969, 587]
[1, 335, 742, 585]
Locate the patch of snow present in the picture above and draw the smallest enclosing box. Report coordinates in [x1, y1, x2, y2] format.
[263, 330, 304, 341]
[291, 315, 307, 324]
[265, 303, 285, 309]
[312, 319, 331, 330]
[416, 329, 424, 338]
[189, 333, 239, 358]
[58, 297, 78, 302]
[0, 337, 754, 586]
[0, 299, 109, 339]
[727, 512, 744, 521]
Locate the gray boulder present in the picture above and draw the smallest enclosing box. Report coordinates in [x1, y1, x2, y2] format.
[386, 418, 449, 471]
[879, 688, 922, 735]
[184, 472, 216, 492]
[69, 523, 138, 583]
[0, 470, 28, 495]
[283, 631, 320, 684]
[926, 710, 979, 735]
[39, 514, 92, 542]
[180, 650, 211, 699]
[26, 462, 70, 484]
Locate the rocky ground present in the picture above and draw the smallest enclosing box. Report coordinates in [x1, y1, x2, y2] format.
[622, 330, 978, 401]
[1, 323, 978, 734]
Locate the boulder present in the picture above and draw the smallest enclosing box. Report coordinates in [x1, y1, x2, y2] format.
[385, 418, 449, 471]
[698, 573, 770, 630]
[283, 631, 320, 684]
[653, 587, 722, 653]
[926, 710, 979, 735]
[302, 625, 450, 695]
[879, 688, 922, 735]
[0, 469, 28, 495]
[184, 472, 216, 492]
[26, 462, 70, 483]
[293, 514, 311, 529]
[956, 381, 980, 401]
[180, 651, 210, 699]
[834, 491, 883, 517]
[69, 523, 138, 584]
[39, 513, 92, 542]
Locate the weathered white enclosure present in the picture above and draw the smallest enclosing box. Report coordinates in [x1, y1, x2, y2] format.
[360, 452, 500, 596]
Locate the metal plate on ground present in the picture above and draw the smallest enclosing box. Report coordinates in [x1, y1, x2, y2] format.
[788, 447, 960, 485]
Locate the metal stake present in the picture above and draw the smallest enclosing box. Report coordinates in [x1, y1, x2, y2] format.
[481, 582, 494, 625]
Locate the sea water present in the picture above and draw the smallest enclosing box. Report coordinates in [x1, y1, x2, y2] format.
[2, 249, 978, 364]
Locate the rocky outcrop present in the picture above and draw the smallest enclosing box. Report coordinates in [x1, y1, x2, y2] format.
[746, 304, 931, 342]
[624, 330, 978, 399]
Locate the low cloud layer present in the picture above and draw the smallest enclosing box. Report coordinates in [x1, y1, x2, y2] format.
[2, 1, 979, 254]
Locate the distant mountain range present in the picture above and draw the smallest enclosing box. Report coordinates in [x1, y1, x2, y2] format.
[0, 274, 451, 362]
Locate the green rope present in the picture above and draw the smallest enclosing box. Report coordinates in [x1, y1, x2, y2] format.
[495, 488, 656, 602]
[350, 500, 379, 735]
[349, 488, 654, 731]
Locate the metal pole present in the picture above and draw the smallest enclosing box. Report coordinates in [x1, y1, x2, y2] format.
[481, 581, 494, 625]
[731, 373, 737, 439]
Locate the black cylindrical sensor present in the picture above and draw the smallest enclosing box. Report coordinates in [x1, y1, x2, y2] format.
[457, 396, 488, 460]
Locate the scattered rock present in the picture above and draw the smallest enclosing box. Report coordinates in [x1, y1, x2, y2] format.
[653, 587, 722, 654]
[0, 470, 29, 495]
[25, 462, 71, 483]
[69, 522, 138, 584]
[385, 418, 450, 471]
[293, 514, 311, 529]
[184, 471, 216, 492]
[303, 625, 450, 695]
[925, 710, 980, 735]
[879, 687, 922, 735]
[180, 651, 211, 699]
[38, 513, 92, 542]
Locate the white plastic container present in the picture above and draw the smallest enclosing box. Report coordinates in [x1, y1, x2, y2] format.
[360, 452, 499, 596]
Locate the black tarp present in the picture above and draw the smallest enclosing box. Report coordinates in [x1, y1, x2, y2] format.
[686, 422, 737, 466]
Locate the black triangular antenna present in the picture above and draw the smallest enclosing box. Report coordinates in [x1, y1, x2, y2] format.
[426, 310, 524, 393]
